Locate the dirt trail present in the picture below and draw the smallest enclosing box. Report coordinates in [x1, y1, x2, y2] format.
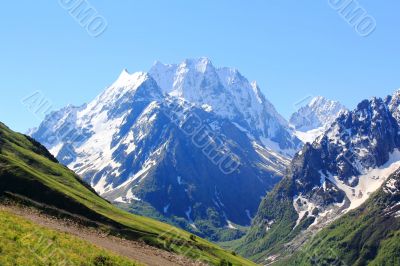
[1, 205, 206, 266]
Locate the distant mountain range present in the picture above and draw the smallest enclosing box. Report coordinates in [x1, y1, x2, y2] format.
[28, 58, 399, 265]
[236, 90, 400, 263]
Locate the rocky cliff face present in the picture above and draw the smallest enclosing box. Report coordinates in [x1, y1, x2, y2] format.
[280, 168, 400, 265]
[238, 91, 400, 261]
[290, 96, 347, 143]
[150, 58, 301, 155]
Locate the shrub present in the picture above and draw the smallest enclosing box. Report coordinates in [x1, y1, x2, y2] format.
[219, 259, 233, 266]
[93, 255, 114, 266]
[190, 234, 197, 242]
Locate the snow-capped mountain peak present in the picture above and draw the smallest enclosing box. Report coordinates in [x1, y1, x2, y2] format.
[91, 71, 163, 113]
[182, 57, 213, 73]
[309, 95, 327, 107]
[30, 62, 292, 239]
[107, 71, 159, 97]
[385, 88, 400, 124]
[291, 96, 347, 131]
[150, 58, 300, 154]
[291, 96, 347, 143]
[150, 62, 178, 95]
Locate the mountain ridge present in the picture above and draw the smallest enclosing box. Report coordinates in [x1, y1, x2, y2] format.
[275, 167, 400, 265]
[149, 58, 300, 154]
[236, 90, 400, 262]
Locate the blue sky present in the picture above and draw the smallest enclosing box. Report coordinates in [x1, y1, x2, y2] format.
[1, 1, 399, 133]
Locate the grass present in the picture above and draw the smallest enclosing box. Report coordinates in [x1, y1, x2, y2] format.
[0, 122, 256, 266]
[0, 209, 140, 266]
[232, 176, 299, 262]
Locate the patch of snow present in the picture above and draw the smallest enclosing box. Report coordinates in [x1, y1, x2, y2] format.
[384, 178, 399, 195]
[114, 158, 156, 191]
[112, 190, 141, 204]
[212, 199, 221, 208]
[226, 220, 237, 229]
[49, 143, 64, 157]
[334, 199, 346, 208]
[201, 104, 213, 112]
[122, 131, 136, 154]
[265, 255, 279, 263]
[326, 149, 400, 210]
[163, 204, 170, 214]
[93, 174, 112, 194]
[253, 141, 290, 176]
[295, 127, 325, 144]
[260, 137, 297, 157]
[126, 188, 141, 202]
[245, 209, 252, 222]
[185, 207, 197, 230]
[320, 171, 327, 191]
[293, 195, 316, 228]
[232, 122, 249, 133]
[265, 220, 274, 231]
[214, 187, 225, 207]
[113, 197, 126, 203]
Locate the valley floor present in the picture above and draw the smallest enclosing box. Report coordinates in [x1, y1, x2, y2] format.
[0, 204, 205, 266]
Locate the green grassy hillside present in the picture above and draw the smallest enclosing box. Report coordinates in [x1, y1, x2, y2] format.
[0, 122, 256, 266]
[233, 177, 299, 262]
[0, 209, 140, 266]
